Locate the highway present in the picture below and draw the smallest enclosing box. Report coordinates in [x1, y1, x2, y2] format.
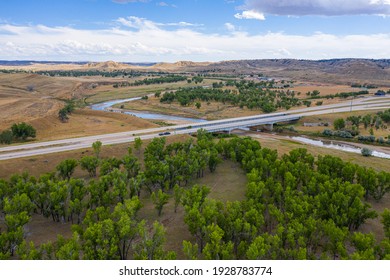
[0, 96, 389, 161]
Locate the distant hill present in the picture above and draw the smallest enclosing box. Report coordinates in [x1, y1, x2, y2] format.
[197, 59, 390, 86]
[2, 59, 390, 86]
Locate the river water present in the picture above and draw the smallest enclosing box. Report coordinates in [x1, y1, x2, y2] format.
[90, 97, 207, 123]
[291, 136, 390, 159]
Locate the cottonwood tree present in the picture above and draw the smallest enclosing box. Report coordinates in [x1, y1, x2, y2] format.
[92, 141, 102, 159]
[11, 122, 36, 140]
[56, 159, 78, 180]
[79, 156, 99, 177]
[151, 189, 170, 216]
[134, 221, 176, 260]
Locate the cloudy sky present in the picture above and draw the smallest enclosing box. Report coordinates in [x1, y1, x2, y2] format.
[1, 0, 390, 62]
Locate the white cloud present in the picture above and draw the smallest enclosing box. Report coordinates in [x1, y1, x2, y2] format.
[234, 10, 265, 20]
[1, 20, 390, 62]
[225, 23, 236, 31]
[244, 0, 390, 16]
[112, 0, 150, 4]
[117, 16, 202, 29]
[116, 16, 159, 30]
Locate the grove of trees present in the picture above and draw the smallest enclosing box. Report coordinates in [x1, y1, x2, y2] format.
[159, 80, 301, 113]
[1, 131, 390, 260]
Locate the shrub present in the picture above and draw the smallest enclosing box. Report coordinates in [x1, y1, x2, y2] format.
[0, 130, 13, 144]
[361, 147, 373, 157]
[358, 135, 376, 143]
[333, 130, 353, 138]
[322, 129, 334, 137]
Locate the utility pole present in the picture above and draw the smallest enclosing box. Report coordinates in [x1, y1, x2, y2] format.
[350, 96, 354, 112]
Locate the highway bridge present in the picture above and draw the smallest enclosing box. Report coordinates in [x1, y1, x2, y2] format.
[0, 96, 389, 161]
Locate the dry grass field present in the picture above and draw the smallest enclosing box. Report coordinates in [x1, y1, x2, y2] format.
[0, 73, 163, 143]
[30, 109, 157, 141]
[291, 82, 380, 96]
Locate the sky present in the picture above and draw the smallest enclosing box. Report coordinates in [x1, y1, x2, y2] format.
[1, 0, 390, 62]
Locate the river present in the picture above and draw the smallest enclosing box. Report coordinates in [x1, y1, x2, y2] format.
[90, 97, 207, 123]
[291, 136, 390, 159]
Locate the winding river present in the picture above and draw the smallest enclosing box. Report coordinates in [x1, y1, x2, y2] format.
[90, 97, 207, 123]
[291, 136, 390, 159]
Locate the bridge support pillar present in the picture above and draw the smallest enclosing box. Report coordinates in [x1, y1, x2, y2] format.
[264, 123, 274, 131]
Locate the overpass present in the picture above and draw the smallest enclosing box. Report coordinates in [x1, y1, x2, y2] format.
[172, 112, 299, 133]
[0, 96, 389, 161]
[172, 115, 300, 134]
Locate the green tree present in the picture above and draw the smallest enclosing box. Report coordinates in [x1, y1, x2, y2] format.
[0, 130, 13, 144]
[100, 157, 122, 176]
[382, 209, 390, 239]
[182, 240, 198, 260]
[151, 189, 170, 216]
[79, 156, 99, 177]
[11, 122, 36, 140]
[92, 141, 102, 159]
[134, 221, 176, 260]
[81, 219, 119, 260]
[134, 137, 143, 157]
[203, 224, 234, 260]
[122, 154, 140, 178]
[333, 118, 346, 130]
[112, 198, 143, 260]
[56, 159, 78, 180]
[2, 194, 34, 256]
[350, 232, 376, 260]
[173, 184, 184, 213]
[58, 108, 69, 122]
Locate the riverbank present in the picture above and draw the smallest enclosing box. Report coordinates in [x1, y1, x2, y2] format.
[246, 131, 390, 172]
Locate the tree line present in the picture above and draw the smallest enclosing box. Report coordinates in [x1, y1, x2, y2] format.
[113, 75, 187, 88]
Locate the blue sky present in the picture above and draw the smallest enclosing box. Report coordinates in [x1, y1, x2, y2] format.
[1, 0, 390, 62]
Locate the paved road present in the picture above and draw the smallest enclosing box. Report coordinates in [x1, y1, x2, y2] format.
[1, 96, 389, 161]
